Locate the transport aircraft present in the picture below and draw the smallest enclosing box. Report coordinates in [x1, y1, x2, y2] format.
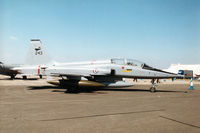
[165, 64, 200, 78]
[0, 39, 183, 92]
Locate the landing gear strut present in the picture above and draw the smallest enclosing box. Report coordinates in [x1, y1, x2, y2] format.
[150, 79, 156, 93]
[10, 75, 15, 80]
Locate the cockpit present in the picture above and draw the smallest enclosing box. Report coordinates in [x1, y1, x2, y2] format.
[111, 58, 175, 75]
[111, 58, 144, 67]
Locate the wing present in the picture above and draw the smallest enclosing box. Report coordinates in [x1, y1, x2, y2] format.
[47, 67, 111, 79]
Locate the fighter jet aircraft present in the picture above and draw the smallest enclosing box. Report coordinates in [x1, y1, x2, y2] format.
[0, 62, 18, 79]
[0, 39, 53, 79]
[0, 39, 183, 92]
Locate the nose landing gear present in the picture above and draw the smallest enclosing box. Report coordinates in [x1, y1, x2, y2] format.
[150, 79, 157, 93]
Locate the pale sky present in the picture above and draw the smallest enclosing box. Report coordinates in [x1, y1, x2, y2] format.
[1, 0, 200, 68]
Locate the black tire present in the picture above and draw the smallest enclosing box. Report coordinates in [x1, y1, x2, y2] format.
[39, 75, 42, 79]
[10, 75, 15, 80]
[23, 76, 27, 80]
[150, 87, 156, 93]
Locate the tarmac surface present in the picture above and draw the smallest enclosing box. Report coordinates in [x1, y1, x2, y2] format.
[0, 75, 200, 133]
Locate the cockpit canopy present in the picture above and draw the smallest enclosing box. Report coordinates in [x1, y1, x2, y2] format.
[111, 58, 145, 67]
[111, 58, 175, 75]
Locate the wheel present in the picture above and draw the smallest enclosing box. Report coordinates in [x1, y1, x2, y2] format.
[150, 87, 156, 93]
[10, 75, 15, 80]
[39, 75, 42, 79]
[23, 76, 27, 80]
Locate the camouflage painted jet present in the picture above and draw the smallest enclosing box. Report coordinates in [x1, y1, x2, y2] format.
[0, 39, 183, 92]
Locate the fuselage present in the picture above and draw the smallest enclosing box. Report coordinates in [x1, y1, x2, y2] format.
[1, 58, 181, 82]
[12, 58, 179, 79]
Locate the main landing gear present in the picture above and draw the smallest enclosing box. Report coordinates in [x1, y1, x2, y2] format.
[10, 75, 15, 80]
[23, 76, 27, 80]
[150, 79, 156, 93]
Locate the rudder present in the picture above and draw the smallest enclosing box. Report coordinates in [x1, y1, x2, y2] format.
[25, 39, 53, 65]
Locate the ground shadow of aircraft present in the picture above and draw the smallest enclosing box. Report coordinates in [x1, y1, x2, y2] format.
[28, 86, 187, 94]
[98, 88, 188, 93]
[28, 86, 61, 90]
[0, 77, 39, 81]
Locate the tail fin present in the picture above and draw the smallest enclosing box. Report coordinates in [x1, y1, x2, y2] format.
[25, 39, 53, 65]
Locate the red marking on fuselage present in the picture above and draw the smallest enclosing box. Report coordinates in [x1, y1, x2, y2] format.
[91, 60, 96, 65]
[38, 65, 41, 75]
[93, 69, 98, 74]
[122, 66, 125, 69]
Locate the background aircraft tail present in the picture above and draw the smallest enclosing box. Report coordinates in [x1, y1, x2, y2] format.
[25, 39, 54, 65]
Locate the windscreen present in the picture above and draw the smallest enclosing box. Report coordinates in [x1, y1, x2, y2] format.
[111, 58, 145, 67]
[126, 59, 144, 66]
[111, 59, 125, 65]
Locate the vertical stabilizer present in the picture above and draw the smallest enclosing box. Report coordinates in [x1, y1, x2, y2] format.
[25, 39, 53, 65]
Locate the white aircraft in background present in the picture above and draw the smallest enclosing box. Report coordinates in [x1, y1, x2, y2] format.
[0, 39, 53, 79]
[165, 64, 200, 78]
[0, 39, 183, 92]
